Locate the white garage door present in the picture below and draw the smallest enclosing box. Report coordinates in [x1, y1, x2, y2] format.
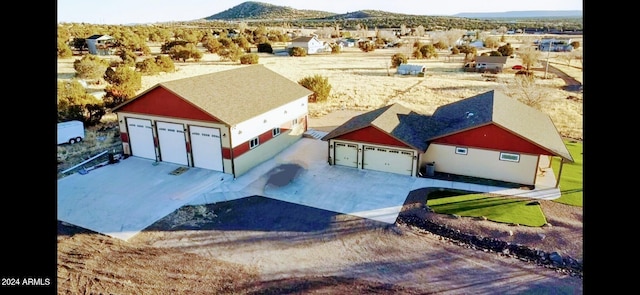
[126, 118, 156, 160]
[189, 126, 223, 171]
[334, 142, 358, 168]
[157, 122, 188, 166]
[363, 146, 414, 175]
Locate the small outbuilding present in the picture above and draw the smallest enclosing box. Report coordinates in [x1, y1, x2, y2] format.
[86, 34, 116, 55]
[397, 64, 426, 75]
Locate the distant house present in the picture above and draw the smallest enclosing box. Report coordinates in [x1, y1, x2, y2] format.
[321, 90, 574, 186]
[473, 56, 509, 73]
[86, 34, 116, 56]
[111, 65, 313, 178]
[397, 64, 426, 75]
[537, 38, 573, 52]
[338, 38, 356, 47]
[288, 36, 325, 54]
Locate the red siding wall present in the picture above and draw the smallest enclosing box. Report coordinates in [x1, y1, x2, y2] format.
[434, 124, 550, 155]
[118, 87, 221, 122]
[334, 126, 410, 148]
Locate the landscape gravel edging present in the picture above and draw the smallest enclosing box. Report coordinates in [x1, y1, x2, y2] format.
[396, 213, 583, 278]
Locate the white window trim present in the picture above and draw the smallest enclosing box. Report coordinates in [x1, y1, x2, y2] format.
[272, 127, 281, 137]
[249, 137, 259, 149]
[455, 147, 468, 155]
[499, 152, 520, 162]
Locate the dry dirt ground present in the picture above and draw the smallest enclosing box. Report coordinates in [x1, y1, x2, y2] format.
[57, 35, 583, 294]
[58, 193, 582, 294]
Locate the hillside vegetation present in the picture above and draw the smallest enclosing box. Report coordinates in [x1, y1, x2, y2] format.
[204, 1, 335, 20]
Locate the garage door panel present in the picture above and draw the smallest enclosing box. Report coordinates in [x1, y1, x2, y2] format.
[334, 142, 358, 168]
[126, 118, 156, 160]
[190, 126, 223, 171]
[363, 146, 413, 175]
[157, 122, 188, 165]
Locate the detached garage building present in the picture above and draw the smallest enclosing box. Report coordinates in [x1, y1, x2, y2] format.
[322, 90, 574, 187]
[112, 65, 313, 178]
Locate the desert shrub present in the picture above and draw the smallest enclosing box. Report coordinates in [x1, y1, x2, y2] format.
[136, 58, 160, 75]
[289, 46, 307, 57]
[390, 53, 408, 68]
[218, 44, 244, 62]
[73, 54, 110, 80]
[570, 41, 580, 49]
[57, 80, 105, 124]
[417, 44, 438, 59]
[358, 42, 375, 52]
[118, 48, 138, 67]
[257, 43, 273, 53]
[240, 53, 259, 64]
[433, 41, 448, 50]
[515, 70, 534, 78]
[330, 44, 341, 54]
[154, 55, 175, 72]
[57, 39, 73, 58]
[298, 74, 331, 103]
[103, 66, 142, 108]
[168, 43, 203, 62]
[497, 43, 514, 57]
[161, 40, 189, 53]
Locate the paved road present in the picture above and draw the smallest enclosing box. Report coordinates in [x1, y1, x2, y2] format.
[539, 61, 583, 92]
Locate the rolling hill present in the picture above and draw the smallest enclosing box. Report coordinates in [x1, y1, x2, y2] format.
[203, 1, 582, 21]
[204, 1, 335, 20]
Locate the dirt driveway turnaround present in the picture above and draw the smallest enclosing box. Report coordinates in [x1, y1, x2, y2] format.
[129, 196, 583, 294]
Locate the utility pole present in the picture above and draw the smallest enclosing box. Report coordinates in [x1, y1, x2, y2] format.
[544, 39, 552, 79]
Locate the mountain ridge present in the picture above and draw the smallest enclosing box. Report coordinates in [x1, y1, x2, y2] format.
[454, 10, 582, 18]
[203, 1, 582, 21]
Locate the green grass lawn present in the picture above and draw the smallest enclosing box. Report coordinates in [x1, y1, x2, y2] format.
[551, 140, 583, 206]
[426, 140, 583, 227]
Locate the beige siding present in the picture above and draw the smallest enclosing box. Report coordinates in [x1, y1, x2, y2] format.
[233, 129, 302, 177]
[422, 144, 538, 185]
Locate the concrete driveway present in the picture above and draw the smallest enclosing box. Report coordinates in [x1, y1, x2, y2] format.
[58, 136, 559, 241]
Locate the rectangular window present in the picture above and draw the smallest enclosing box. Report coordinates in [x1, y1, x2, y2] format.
[292, 118, 298, 125]
[455, 147, 468, 155]
[249, 137, 259, 149]
[499, 152, 520, 162]
[272, 127, 281, 137]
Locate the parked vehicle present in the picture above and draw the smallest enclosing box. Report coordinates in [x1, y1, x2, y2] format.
[57, 120, 85, 145]
[512, 65, 526, 70]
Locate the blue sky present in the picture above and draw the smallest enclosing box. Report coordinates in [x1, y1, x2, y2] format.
[57, 0, 583, 25]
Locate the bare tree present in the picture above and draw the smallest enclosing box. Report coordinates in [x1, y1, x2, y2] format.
[559, 52, 575, 66]
[501, 74, 550, 110]
[517, 46, 543, 69]
[443, 29, 466, 48]
[414, 25, 425, 37]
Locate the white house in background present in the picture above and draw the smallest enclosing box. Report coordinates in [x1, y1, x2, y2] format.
[288, 36, 325, 54]
[86, 34, 116, 55]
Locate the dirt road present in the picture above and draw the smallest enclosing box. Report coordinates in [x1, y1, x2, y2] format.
[124, 196, 582, 294]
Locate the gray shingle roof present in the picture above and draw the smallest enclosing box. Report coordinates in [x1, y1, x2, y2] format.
[322, 90, 574, 162]
[475, 56, 508, 64]
[427, 90, 574, 162]
[321, 103, 432, 150]
[115, 65, 313, 126]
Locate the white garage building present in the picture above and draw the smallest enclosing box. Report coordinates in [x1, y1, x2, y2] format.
[111, 65, 313, 178]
